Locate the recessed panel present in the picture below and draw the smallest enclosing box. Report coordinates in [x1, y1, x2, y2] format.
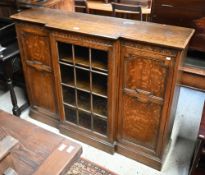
[122, 94, 161, 149]
[125, 56, 168, 98]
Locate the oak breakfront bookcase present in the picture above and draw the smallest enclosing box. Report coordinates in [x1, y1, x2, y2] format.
[11, 8, 194, 170]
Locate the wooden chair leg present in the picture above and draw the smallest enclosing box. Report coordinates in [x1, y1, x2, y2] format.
[7, 77, 20, 116]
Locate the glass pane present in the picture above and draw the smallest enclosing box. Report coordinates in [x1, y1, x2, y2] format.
[74, 45, 89, 68]
[60, 64, 74, 86]
[64, 105, 77, 124]
[91, 49, 108, 72]
[93, 95, 107, 116]
[76, 68, 90, 91]
[58, 42, 73, 63]
[79, 110, 91, 129]
[93, 116, 107, 135]
[92, 73, 107, 96]
[62, 86, 75, 106]
[77, 90, 90, 111]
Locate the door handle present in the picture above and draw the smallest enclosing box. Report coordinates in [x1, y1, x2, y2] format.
[30, 60, 42, 65]
[135, 89, 152, 96]
[161, 4, 174, 8]
[25, 60, 51, 72]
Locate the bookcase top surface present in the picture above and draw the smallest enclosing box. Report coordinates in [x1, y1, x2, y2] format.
[11, 8, 194, 49]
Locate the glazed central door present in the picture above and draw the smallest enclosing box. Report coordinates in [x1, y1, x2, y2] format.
[50, 32, 118, 153]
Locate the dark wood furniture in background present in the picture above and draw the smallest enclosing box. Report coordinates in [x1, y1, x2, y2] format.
[0, 18, 16, 90]
[151, 0, 205, 91]
[0, 109, 82, 174]
[11, 8, 194, 170]
[116, 0, 152, 7]
[189, 102, 205, 175]
[111, 3, 142, 20]
[180, 51, 205, 92]
[0, 18, 28, 116]
[0, 1, 17, 18]
[0, 42, 28, 116]
[179, 17, 205, 92]
[0, 0, 74, 18]
[85, 0, 151, 20]
[16, 0, 74, 11]
[151, 0, 205, 52]
[74, 0, 89, 13]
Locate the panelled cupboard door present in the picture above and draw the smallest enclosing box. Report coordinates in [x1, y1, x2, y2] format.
[118, 44, 174, 155]
[16, 24, 58, 118]
[25, 67, 57, 115]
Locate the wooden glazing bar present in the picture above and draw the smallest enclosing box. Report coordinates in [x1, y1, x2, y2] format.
[72, 44, 79, 125]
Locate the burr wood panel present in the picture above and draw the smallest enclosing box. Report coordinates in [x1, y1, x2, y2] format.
[122, 94, 161, 149]
[124, 53, 169, 98]
[16, 23, 59, 124]
[21, 33, 52, 67]
[117, 42, 177, 169]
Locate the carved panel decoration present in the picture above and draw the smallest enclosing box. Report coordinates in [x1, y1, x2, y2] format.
[124, 54, 169, 98]
[26, 67, 57, 115]
[22, 33, 51, 67]
[121, 41, 178, 57]
[51, 31, 113, 47]
[122, 95, 161, 150]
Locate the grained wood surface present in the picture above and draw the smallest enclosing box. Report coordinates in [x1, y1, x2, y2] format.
[18, 0, 74, 11]
[117, 41, 177, 169]
[118, 44, 173, 151]
[0, 0, 74, 18]
[122, 95, 161, 149]
[180, 66, 205, 92]
[151, 0, 205, 52]
[11, 8, 194, 49]
[16, 23, 59, 120]
[11, 7, 193, 170]
[0, 110, 82, 175]
[0, 136, 18, 161]
[124, 51, 168, 98]
[87, 1, 151, 14]
[22, 33, 52, 66]
[17, 0, 70, 7]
